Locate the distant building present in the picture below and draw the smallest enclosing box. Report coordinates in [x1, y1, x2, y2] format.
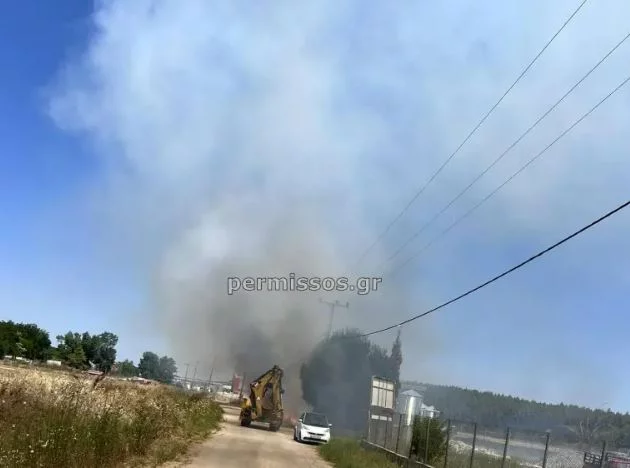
[418, 403, 439, 419]
[395, 389, 440, 425]
[231, 374, 243, 394]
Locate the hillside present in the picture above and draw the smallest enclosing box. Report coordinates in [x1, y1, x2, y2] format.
[401, 381, 630, 447]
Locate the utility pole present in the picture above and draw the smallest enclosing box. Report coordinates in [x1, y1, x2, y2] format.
[184, 362, 190, 382]
[208, 356, 217, 391]
[319, 298, 350, 339]
[207, 357, 216, 386]
[192, 361, 199, 384]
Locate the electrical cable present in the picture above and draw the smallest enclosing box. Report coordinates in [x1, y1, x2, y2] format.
[388, 71, 630, 278]
[283, 197, 629, 374]
[352, 0, 591, 268]
[361, 198, 630, 338]
[384, 31, 630, 265]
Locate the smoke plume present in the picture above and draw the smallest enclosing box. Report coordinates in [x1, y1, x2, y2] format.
[47, 0, 426, 410]
[47, 0, 630, 410]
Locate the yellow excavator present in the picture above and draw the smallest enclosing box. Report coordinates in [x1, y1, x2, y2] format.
[239, 365, 285, 431]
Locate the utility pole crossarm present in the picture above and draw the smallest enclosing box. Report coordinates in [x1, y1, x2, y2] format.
[319, 297, 350, 339]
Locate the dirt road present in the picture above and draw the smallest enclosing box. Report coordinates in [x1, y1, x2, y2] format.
[179, 406, 333, 467]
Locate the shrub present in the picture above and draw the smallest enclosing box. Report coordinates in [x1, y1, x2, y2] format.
[411, 416, 448, 464]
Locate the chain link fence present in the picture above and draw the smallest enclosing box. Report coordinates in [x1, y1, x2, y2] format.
[363, 412, 630, 468]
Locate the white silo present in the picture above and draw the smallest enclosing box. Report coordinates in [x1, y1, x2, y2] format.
[396, 389, 423, 425]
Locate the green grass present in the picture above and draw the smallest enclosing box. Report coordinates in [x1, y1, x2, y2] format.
[318, 437, 528, 468]
[0, 368, 223, 467]
[319, 439, 400, 468]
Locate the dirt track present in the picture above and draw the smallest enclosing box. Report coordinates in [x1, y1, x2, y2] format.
[178, 406, 333, 467]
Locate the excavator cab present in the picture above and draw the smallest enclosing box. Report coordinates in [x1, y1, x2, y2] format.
[239, 365, 285, 431]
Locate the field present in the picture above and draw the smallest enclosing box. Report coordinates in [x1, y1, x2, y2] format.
[0, 364, 223, 467]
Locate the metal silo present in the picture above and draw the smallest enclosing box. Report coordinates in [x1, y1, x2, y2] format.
[396, 389, 423, 426]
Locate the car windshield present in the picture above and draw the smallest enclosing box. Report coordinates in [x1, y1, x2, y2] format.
[303, 413, 328, 427]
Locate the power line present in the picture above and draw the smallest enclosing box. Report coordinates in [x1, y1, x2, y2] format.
[361, 198, 630, 338]
[384, 31, 630, 265]
[282, 197, 629, 374]
[352, 0, 590, 268]
[388, 71, 630, 277]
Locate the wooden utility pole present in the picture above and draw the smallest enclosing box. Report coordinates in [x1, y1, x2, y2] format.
[319, 298, 349, 339]
[207, 357, 216, 388]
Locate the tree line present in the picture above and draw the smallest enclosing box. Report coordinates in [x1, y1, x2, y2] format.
[0, 320, 178, 384]
[403, 381, 630, 448]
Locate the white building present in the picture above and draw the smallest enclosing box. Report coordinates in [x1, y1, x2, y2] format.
[396, 389, 440, 425]
[418, 403, 439, 419]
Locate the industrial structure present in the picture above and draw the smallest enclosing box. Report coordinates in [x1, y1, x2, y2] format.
[396, 389, 440, 425]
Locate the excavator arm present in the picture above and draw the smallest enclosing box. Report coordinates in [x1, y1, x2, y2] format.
[239, 365, 285, 431]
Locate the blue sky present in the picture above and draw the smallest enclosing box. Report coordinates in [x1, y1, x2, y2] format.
[1, 0, 630, 412]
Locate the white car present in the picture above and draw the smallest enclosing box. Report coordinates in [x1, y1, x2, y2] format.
[294, 411, 332, 444]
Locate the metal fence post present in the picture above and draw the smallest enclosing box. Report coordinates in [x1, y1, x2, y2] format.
[396, 413, 403, 454]
[443, 419, 451, 468]
[542, 431, 551, 468]
[599, 441, 607, 468]
[469, 422, 477, 468]
[425, 417, 431, 463]
[501, 427, 510, 468]
[407, 425, 414, 468]
[385, 416, 391, 449]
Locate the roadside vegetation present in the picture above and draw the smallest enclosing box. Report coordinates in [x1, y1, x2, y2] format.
[0, 366, 223, 467]
[320, 438, 525, 468]
[319, 439, 399, 468]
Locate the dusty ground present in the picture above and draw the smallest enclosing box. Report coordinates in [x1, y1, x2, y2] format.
[171, 406, 332, 467]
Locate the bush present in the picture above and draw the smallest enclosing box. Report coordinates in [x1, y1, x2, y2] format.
[319, 438, 399, 468]
[411, 416, 447, 464]
[0, 367, 223, 467]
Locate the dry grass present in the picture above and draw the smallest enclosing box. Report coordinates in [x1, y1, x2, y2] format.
[0, 366, 223, 467]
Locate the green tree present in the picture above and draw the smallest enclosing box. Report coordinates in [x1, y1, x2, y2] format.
[18, 323, 52, 360]
[0, 321, 51, 360]
[138, 351, 160, 380]
[91, 332, 118, 372]
[158, 356, 177, 384]
[411, 416, 447, 465]
[55, 331, 118, 371]
[390, 328, 403, 396]
[115, 359, 138, 377]
[66, 342, 88, 369]
[300, 329, 400, 432]
[0, 321, 20, 357]
[56, 332, 87, 369]
[138, 352, 177, 383]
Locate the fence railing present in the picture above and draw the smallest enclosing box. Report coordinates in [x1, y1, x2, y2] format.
[365, 412, 629, 468]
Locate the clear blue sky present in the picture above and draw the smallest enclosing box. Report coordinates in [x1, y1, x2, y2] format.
[0, 1, 166, 363]
[1, 1, 629, 412]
